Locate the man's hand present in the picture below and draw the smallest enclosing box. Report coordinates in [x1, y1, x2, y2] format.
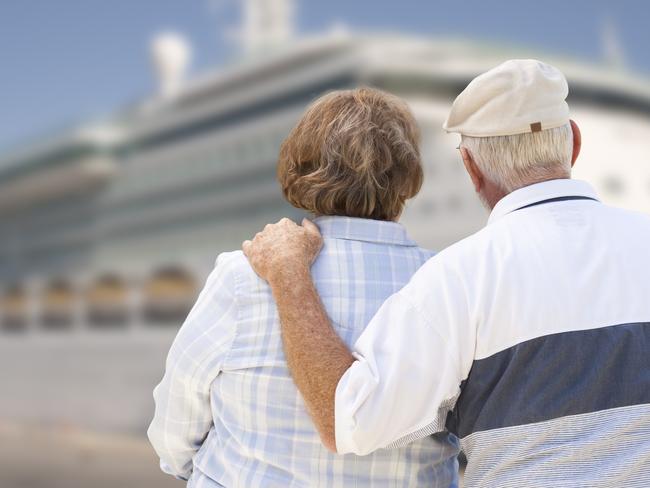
[243, 218, 323, 284]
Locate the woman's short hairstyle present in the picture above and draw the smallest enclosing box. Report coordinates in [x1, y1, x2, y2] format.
[277, 87, 423, 221]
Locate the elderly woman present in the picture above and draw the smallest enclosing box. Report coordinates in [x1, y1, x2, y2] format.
[148, 87, 459, 487]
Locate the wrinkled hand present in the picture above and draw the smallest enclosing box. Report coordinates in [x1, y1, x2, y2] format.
[242, 218, 323, 283]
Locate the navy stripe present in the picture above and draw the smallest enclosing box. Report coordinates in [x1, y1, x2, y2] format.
[446, 322, 650, 438]
[514, 195, 598, 212]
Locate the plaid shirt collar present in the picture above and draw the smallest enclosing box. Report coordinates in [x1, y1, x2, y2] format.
[313, 216, 418, 247]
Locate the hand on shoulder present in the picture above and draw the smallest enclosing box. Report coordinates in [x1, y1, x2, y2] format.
[242, 218, 323, 284]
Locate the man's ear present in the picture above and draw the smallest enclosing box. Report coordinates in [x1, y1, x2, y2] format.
[461, 147, 483, 193]
[570, 119, 581, 168]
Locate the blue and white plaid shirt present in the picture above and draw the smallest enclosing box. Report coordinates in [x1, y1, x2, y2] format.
[148, 216, 459, 487]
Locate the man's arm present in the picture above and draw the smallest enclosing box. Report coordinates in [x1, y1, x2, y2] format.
[270, 258, 354, 452]
[244, 218, 352, 452]
[148, 253, 238, 478]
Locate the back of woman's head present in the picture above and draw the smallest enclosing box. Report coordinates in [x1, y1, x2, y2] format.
[277, 87, 423, 221]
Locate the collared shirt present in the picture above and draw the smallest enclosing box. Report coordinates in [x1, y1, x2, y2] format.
[148, 216, 460, 488]
[335, 179, 650, 487]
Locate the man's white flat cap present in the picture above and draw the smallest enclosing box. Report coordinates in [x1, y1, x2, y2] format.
[443, 59, 569, 137]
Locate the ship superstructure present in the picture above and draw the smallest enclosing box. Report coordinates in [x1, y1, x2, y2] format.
[1, 26, 650, 432]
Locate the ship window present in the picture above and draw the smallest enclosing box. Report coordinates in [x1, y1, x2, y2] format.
[41, 280, 75, 330]
[144, 268, 197, 326]
[603, 176, 624, 196]
[447, 194, 463, 211]
[419, 199, 436, 215]
[2, 285, 28, 333]
[86, 275, 129, 328]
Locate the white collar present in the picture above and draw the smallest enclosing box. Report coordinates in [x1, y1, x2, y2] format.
[488, 179, 601, 225]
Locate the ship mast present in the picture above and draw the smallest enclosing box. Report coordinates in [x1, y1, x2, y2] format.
[241, 0, 295, 54]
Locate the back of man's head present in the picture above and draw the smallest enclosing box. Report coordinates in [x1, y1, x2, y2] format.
[460, 124, 572, 193]
[444, 59, 576, 197]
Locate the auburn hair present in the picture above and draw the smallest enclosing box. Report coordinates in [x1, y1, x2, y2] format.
[277, 87, 423, 221]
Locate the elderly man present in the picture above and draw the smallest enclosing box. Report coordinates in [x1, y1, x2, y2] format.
[243, 59, 650, 487]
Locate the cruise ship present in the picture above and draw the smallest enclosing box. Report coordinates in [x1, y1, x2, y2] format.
[1, 0, 650, 436]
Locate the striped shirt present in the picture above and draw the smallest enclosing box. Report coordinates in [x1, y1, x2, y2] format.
[148, 216, 460, 487]
[333, 179, 650, 487]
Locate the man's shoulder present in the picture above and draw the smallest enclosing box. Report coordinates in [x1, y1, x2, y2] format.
[395, 228, 494, 302]
[421, 225, 495, 269]
[602, 203, 650, 228]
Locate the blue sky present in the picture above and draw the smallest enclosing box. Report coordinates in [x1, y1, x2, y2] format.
[0, 0, 648, 151]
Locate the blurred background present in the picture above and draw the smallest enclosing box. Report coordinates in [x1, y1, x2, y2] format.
[0, 0, 649, 486]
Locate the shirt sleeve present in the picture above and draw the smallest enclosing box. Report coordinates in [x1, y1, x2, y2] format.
[147, 252, 240, 480]
[334, 257, 473, 455]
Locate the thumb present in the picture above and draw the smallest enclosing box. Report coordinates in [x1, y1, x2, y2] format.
[242, 240, 252, 257]
[302, 218, 321, 237]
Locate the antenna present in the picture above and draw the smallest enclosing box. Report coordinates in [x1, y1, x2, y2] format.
[150, 32, 192, 97]
[601, 16, 626, 70]
[241, 0, 295, 54]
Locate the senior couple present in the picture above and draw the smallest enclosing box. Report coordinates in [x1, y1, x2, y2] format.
[149, 59, 650, 487]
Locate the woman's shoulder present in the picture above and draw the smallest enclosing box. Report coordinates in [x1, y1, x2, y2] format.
[214, 250, 268, 291]
[215, 249, 246, 270]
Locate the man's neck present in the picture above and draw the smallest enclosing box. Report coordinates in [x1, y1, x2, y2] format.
[486, 176, 572, 211]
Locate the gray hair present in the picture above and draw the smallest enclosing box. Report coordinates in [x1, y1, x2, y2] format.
[460, 124, 573, 193]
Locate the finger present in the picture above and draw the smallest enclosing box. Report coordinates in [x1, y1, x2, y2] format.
[302, 218, 321, 237]
[242, 240, 251, 256]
